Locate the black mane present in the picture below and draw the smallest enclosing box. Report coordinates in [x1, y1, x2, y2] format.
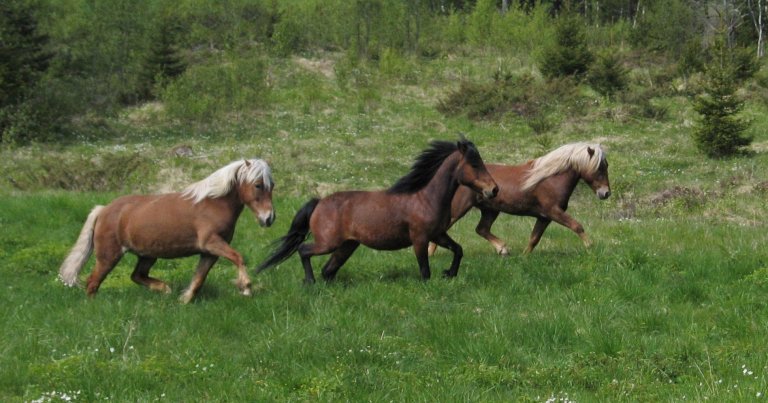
[388, 139, 478, 194]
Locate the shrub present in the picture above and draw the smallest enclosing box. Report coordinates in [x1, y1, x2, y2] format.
[437, 72, 581, 127]
[588, 50, 628, 97]
[540, 13, 593, 79]
[161, 54, 268, 121]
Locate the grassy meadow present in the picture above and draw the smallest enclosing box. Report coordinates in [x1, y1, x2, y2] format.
[2, 49, 768, 402]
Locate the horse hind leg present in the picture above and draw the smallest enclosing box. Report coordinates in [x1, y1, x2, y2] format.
[180, 255, 218, 304]
[85, 252, 123, 297]
[475, 208, 508, 256]
[298, 241, 338, 284]
[321, 241, 360, 281]
[130, 257, 170, 294]
[431, 233, 463, 278]
[524, 217, 551, 254]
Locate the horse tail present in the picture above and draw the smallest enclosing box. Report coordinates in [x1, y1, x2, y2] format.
[59, 205, 104, 287]
[256, 198, 319, 273]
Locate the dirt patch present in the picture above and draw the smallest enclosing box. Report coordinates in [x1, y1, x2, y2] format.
[293, 56, 335, 79]
[154, 167, 191, 194]
[649, 186, 711, 209]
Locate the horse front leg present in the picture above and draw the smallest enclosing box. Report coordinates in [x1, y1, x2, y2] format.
[180, 254, 218, 304]
[412, 237, 432, 280]
[547, 209, 591, 249]
[199, 235, 252, 297]
[432, 233, 463, 278]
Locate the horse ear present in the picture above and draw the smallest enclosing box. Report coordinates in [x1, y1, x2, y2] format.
[244, 159, 251, 166]
[587, 147, 595, 158]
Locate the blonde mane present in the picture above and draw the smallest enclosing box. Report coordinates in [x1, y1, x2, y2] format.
[182, 159, 273, 203]
[522, 143, 605, 190]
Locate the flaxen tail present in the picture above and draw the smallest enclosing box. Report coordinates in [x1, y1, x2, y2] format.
[58, 205, 104, 286]
[256, 198, 319, 273]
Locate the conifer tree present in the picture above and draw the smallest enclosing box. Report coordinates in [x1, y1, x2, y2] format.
[540, 13, 593, 79]
[138, 19, 186, 101]
[692, 37, 752, 158]
[0, 0, 51, 141]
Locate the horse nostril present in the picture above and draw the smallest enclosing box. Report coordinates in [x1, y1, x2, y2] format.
[492, 186, 499, 197]
[604, 190, 611, 199]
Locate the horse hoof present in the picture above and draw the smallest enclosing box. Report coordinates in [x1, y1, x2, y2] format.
[442, 270, 456, 278]
[179, 293, 194, 304]
[240, 288, 252, 297]
[499, 248, 509, 256]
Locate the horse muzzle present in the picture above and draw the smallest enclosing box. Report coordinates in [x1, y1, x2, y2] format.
[483, 185, 499, 200]
[596, 187, 611, 200]
[257, 210, 275, 227]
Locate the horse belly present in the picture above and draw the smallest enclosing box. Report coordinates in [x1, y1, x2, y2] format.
[118, 202, 201, 258]
[348, 209, 411, 250]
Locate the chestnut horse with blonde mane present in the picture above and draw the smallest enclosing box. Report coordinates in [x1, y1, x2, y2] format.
[257, 138, 498, 283]
[59, 159, 275, 303]
[428, 142, 610, 256]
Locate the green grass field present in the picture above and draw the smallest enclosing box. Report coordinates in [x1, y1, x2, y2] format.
[2, 50, 768, 401]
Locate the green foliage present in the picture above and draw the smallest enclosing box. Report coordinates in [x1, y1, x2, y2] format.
[631, 0, 698, 57]
[588, 50, 628, 97]
[466, 0, 496, 45]
[677, 40, 706, 77]
[138, 16, 186, 100]
[437, 71, 581, 126]
[0, 0, 52, 143]
[270, 13, 305, 57]
[540, 13, 593, 79]
[160, 54, 268, 121]
[692, 39, 753, 158]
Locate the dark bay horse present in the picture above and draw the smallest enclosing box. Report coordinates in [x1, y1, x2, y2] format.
[257, 138, 498, 283]
[428, 142, 610, 256]
[59, 159, 275, 303]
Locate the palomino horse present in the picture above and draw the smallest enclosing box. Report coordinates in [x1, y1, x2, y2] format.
[428, 142, 610, 256]
[58, 159, 275, 303]
[257, 138, 498, 283]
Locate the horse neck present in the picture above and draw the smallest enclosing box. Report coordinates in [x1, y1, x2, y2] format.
[557, 167, 582, 196]
[419, 152, 462, 209]
[213, 186, 246, 218]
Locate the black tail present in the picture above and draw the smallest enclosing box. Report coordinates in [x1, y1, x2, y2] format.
[256, 198, 320, 273]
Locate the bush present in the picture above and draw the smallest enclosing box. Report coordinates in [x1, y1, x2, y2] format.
[160, 54, 268, 121]
[540, 13, 593, 79]
[588, 50, 628, 97]
[437, 72, 581, 126]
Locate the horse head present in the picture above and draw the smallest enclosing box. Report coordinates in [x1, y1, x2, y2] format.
[582, 146, 611, 200]
[456, 139, 498, 200]
[237, 160, 275, 227]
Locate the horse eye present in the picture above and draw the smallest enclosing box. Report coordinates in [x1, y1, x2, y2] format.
[255, 184, 263, 189]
